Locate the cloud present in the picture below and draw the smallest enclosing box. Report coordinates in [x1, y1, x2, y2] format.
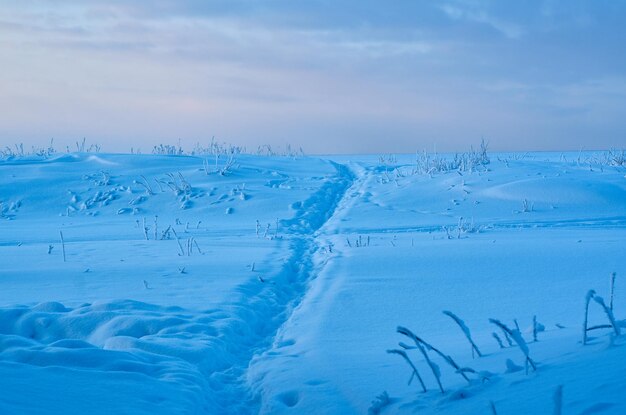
[440, 3, 524, 39]
[0, 1, 625, 153]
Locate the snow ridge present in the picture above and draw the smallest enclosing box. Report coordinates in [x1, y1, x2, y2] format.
[209, 160, 355, 412]
[246, 162, 370, 414]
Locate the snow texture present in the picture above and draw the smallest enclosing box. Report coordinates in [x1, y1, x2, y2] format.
[0, 151, 625, 414]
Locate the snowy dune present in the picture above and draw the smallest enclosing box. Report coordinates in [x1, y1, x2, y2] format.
[0, 151, 625, 414]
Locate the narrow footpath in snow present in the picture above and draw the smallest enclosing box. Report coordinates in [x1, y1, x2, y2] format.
[209, 161, 355, 413]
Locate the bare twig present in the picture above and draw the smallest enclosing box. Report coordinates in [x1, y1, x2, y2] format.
[553, 385, 563, 415]
[387, 349, 427, 393]
[489, 319, 536, 373]
[397, 326, 445, 393]
[610, 272, 617, 311]
[443, 310, 482, 358]
[59, 231, 66, 262]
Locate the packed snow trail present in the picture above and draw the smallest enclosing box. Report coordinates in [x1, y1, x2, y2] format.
[206, 161, 354, 413]
[247, 161, 370, 414]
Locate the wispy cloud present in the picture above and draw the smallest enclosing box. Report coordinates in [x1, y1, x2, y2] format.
[0, 1, 625, 152]
[440, 3, 525, 39]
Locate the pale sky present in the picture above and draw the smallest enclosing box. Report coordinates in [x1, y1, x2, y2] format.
[1, 1, 625, 154]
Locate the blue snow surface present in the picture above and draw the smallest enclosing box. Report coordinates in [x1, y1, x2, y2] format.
[0, 150, 625, 414]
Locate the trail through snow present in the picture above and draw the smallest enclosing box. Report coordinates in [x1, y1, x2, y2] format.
[210, 161, 354, 412]
[1, 152, 625, 414]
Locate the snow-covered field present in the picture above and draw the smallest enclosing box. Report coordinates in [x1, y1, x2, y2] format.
[0, 150, 625, 414]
